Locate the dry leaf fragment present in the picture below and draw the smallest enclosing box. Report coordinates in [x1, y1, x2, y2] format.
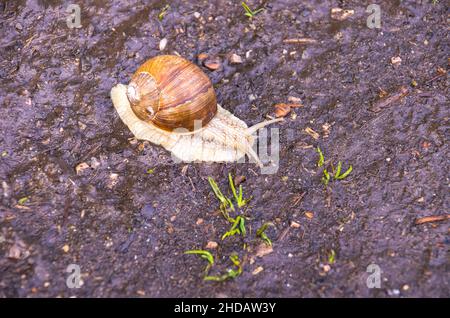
[252, 266, 264, 275]
[275, 103, 291, 118]
[274, 103, 303, 118]
[203, 57, 221, 70]
[75, 162, 90, 174]
[331, 8, 355, 21]
[255, 243, 273, 258]
[305, 211, 314, 219]
[304, 127, 320, 140]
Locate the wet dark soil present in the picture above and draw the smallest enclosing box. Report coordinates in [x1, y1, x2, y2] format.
[0, 0, 449, 297]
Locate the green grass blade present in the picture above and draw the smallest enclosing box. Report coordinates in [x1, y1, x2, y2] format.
[317, 147, 325, 167]
[184, 250, 214, 265]
[241, 2, 252, 14]
[239, 217, 246, 237]
[256, 222, 273, 246]
[322, 169, 330, 185]
[328, 249, 336, 264]
[228, 173, 238, 201]
[336, 165, 353, 179]
[334, 161, 342, 178]
[253, 8, 264, 15]
[209, 177, 234, 210]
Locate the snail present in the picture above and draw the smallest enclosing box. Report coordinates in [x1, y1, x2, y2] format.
[110, 55, 282, 166]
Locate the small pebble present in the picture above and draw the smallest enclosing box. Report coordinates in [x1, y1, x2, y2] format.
[206, 241, 218, 249]
[391, 56, 402, 65]
[62, 245, 70, 253]
[196, 218, 204, 225]
[290, 221, 300, 228]
[108, 173, 119, 188]
[193, 12, 201, 19]
[159, 38, 167, 51]
[288, 96, 302, 103]
[8, 245, 22, 259]
[90, 157, 100, 169]
[229, 53, 243, 64]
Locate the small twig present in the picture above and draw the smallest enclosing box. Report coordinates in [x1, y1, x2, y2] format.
[291, 192, 306, 207]
[188, 176, 196, 192]
[425, 73, 446, 84]
[370, 86, 409, 113]
[23, 34, 37, 49]
[283, 38, 317, 45]
[277, 226, 290, 242]
[414, 215, 450, 225]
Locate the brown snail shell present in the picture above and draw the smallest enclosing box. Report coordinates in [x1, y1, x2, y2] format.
[126, 55, 217, 132]
[111, 55, 283, 167]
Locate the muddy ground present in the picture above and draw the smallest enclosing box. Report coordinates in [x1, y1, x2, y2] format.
[0, 0, 448, 297]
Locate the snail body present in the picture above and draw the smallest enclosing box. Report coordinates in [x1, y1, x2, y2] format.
[110, 55, 282, 166]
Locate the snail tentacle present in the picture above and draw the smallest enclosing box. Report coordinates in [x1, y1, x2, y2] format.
[247, 118, 284, 135]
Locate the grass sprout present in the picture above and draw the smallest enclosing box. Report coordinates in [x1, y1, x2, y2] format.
[334, 161, 342, 178]
[322, 169, 330, 185]
[316, 147, 325, 167]
[241, 2, 264, 19]
[208, 177, 235, 212]
[18, 197, 29, 205]
[316, 148, 353, 185]
[158, 4, 170, 21]
[228, 173, 251, 208]
[204, 254, 243, 282]
[184, 250, 214, 272]
[222, 216, 246, 240]
[256, 222, 274, 246]
[334, 164, 352, 180]
[328, 249, 336, 264]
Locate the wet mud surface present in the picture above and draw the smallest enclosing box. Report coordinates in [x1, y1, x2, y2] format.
[0, 0, 449, 297]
